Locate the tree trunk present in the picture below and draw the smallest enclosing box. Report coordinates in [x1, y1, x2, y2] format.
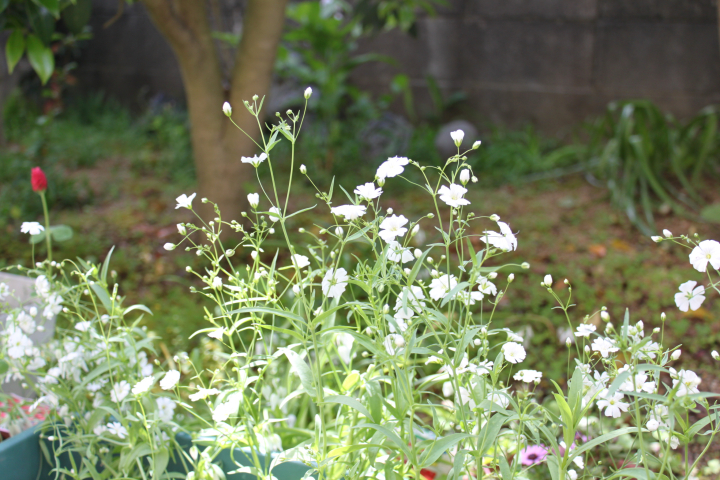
[141, 0, 287, 225]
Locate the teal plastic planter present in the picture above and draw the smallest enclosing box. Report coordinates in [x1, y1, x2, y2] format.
[0, 428, 313, 480]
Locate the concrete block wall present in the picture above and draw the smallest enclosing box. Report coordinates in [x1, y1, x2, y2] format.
[73, 0, 720, 133]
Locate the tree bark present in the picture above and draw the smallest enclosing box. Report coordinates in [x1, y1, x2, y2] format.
[141, 0, 287, 224]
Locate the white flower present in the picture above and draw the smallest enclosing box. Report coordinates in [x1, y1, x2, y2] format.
[241, 153, 268, 167]
[502, 342, 526, 364]
[156, 397, 176, 422]
[111, 381, 130, 403]
[438, 184, 470, 208]
[597, 392, 629, 418]
[457, 290, 484, 306]
[106, 422, 128, 439]
[132, 376, 154, 395]
[17, 311, 36, 334]
[0, 282, 9, 301]
[394, 286, 426, 319]
[376, 156, 409, 180]
[42, 293, 62, 319]
[689, 240, 720, 272]
[514, 369, 542, 383]
[575, 324, 596, 337]
[543, 274, 553, 287]
[646, 418, 660, 432]
[450, 129, 464, 147]
[387, 241, 414, 263]
[164, 243, 176, 251]
[379, 214, 409, 243]
[27, 356, 46, 371]
[335, 333, 354, 364]
[442, 381, 454, 398]
[672, 369, 701, 396]
[7, 329, 32, 359]
[669, 436, 680, 450]
[429, 274, 458, 301]
[247, 193, 259, 208]
[354, 182, 382, 201]
[208, 327, 226, 340]
[567, 470, 578, 480]
[503, 328, 524, 342]
[384, 334, 405, 355]
[674, 280, 705, 312]
[212, 276, 223, 289]
[175, 193, 196, 209]
[20, 222, 44, 235]
[268, 206, 281, 222]
[330, 204, 367, 221]
[35, 275, 50, 299]
[75, 321, 92, 332]
[663, 229, 672, 238]
[476, 276, 497, 296]
[160, 370, 180, 390]
[481, 221, 517, 251]
[591, 338, 619, 357]
[457, 386, 476, 409]
[292, 254, 310, 269]
[459, 169, 470, 185]
[222, 102, 232, 116]
[189, 387, 220, 402]
[322, 268, 348, 299]
[304, 87, 312, 99]
[212, 393, 242, 423]
[177, 223, 186, 235]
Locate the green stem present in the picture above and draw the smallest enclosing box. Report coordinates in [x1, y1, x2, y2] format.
[39, 191, 52, 262]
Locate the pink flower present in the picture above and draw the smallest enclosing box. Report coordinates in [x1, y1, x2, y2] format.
[31, 167, 47, 192]
[519, 445, 548, 466]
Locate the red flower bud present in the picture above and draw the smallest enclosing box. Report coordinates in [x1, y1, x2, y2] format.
[31, 167, 47, 192]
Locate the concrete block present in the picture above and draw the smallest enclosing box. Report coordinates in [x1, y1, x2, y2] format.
[461, 20, 595, 89]
[594, 22, 720, 96]
[467, 0, 597, 20]
[599, 0, 716, 21]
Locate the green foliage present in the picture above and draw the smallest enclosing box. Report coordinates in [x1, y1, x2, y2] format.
[582, 101, 720, 234]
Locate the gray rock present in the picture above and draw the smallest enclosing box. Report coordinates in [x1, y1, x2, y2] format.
[434, 120, 479, 160]
[0, 273, 57, 398]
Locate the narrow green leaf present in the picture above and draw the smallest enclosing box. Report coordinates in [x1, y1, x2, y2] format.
[324, 395, 372, 420]
[283, 349, 316, 396]
[568, 426, 638, 462]
[101, 245, 115, 284]
[152, 448, 169, 480]
[420, 433, 472, 468]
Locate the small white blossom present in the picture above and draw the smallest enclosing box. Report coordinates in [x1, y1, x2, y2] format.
[387, 241, 414, 263]
[438, 184, 470, 208]
[597, 392, 629, 418]
[247, 193, 259, 208]
[156, 397, 176, 422]
[132, 376, 154, 395]
[163, 243, 176, 251]
[674, 280, 705, 312]
[689, 240, 720, 272]
[514, 370, 542, 383]
[292, 254, 310, 269]
[379, 215, 409, 243]
[222, 102, 232, 116]
[384, 334, 404, 355]
[268, 207, 281, 222]
[354, 182, 382, 201]
[376, 156, 409, 180]
[481, 221, 517, 251]
[304, 87, 312, 99]
[450, 129, 464, 147]
[241, 153, 268, 167]
[663, 229, 672, 238]
[111, 381, 130, 403]
[208, 327, 226, 339]
[189, 387, 220, 402]
[330, 204, 367, 221]
[0, 283, 9, 301]
[543, 274, 552, 287]
[502, 342, 526, 364]
[75, 321, 92, 332]
[322, 268, 348, 299]
[672, 369, 701, 396]
[429, 274, 458, 301]
[21, 222, 44, 235]
[175, 193, 196, 209]
[106, 422, 128, 439]
[160, 370, 181, 390]
[575, 324, 596, 337]
[459, 169, 470, 185]
[591, 338, 619, 357]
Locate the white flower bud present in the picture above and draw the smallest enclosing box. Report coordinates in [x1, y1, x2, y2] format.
[489, 214, 500, 222]
[222, 102, 232, 116]
[543, 274, 552, 287]
[606, 322, 614, 332]
[394, 336, 405, 348]
[247, 193, 259, 208]
[300, 164, 307, 174]
[646, 419, 659, 432]
[292, 284, 300, 294]
[488, 272, 498, 280]
[473, 338, 481, 346]
[566, 337, 572, 347]
[652, 327, 660, 333]
[459, 169, 470, 185]
[661, 312, 666, 322]
[472, 140, 481, 149]
[450, 129, 464, 147]
[651, 236, 662, 242]
[431, 269, 439, 278]
[662, 229, 672, 238]
[712, 350, 719, 360]
[212, 276, 222, 289]
[383, 304, 389, 314]
[177, 223, 186, 235]
[386, 207, 393, 215]
[251, 251, 258, 260]
[471, 175, 478, 183]
[269, 228, 275, 234]
[185, 266, 192, 272]
[377, 176, 385, 187]
[304, 87, 312, 99]
[410, 224, 420, 237]
[521, 262, 530, 269]
[164, 243, 176, 251]
[414, 249, 422, 259]
[600, 311, 610, 322]
[671, 350, 681, 360]
[508, 273, 514, 283]
[225, 249, 235, 257]
[584, 345, 591, 353]
[334, 226, 344, 236]
[298, 228, 306, 233]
